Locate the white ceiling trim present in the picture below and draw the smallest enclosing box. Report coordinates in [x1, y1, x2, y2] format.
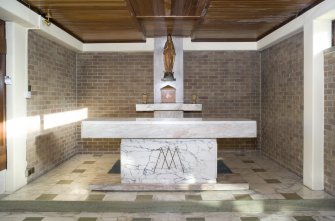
[83, 39, 154, 52]
[183, 38, 258, 51]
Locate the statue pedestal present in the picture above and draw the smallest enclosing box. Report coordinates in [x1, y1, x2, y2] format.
[162, 72, 176, 81]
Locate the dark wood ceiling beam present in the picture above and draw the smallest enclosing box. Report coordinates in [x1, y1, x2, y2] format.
[18, 0, 325, 43]
[124, 0, 146, 40]
[136, 16, 200, 18]
[164, 0, 172, 16]
[83, 39, 146, 43]
[190, 0, 211, 40]
[192, 38, 256, 42]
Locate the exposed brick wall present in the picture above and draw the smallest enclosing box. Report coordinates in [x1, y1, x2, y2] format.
[324, 48, 335, 196]
[184, 51, 261, 151]
[27, 30, 335, 194]
[26, 31, 308, 183]
[261, 32, 304, 176]
[27, 30, 77, 181]
[76, 53, 153, 153]
[76, 52, 261, 153]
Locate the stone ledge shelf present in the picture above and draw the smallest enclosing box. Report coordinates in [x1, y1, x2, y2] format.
[81, 118, 257, 139]
[136, 103, 202, 111]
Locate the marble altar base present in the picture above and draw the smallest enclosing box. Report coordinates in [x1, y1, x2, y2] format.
[90, 173, 249, 191]
[121, 139, 217, 184]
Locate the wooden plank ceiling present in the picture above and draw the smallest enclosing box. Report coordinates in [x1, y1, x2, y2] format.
[20, 0, 323, 43]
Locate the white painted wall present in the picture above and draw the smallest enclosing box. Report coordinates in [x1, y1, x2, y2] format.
[5, 22, 28, 192]
[0, 170, 5, 194]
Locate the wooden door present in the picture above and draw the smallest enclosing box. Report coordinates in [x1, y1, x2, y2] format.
[0, 20, 6, 171]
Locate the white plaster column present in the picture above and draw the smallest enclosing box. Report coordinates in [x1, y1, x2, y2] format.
[303, 19, 332, 190]
[5, 22, 28, 192]
[154, 37, 183, 103]
[0, 170, 5, 193]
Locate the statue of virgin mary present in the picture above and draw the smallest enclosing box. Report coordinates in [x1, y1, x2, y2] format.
[162, 34, 176, 81]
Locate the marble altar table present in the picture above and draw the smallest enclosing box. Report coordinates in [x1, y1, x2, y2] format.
[82, 118, 257, 185]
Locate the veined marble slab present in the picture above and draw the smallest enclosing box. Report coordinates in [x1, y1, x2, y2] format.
[136, 103, 202, 111]
[121, 139, 217, 184]
[154, 110, 184, 118]
[81, 118, 257, 139]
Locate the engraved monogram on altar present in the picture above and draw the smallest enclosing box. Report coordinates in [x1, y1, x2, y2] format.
[152, 146, 185, 173]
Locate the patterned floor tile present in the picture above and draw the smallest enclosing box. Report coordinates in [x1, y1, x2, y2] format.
[201, 191, 234, 201]
[240, 217, 260, 221]
[56, 180, 73, 184]
[2, 153, 333, 203]
[293, 216, 316, 221]
[282, 193, 303, 200]
[264, 179, 281, 184]
[77, 218, 97, 221]
[132, 218, 151, 221]
[135, 195, 153, 201]
[252, 169, 266, 172]
[54, 194, 88, 201]
[296, 187, 333, 199]
[186, 218, 205, 221]
[0, 194, 9, 200]
[153, 192, 185, 201]
[185, 195, 202, 201]
[115, 217, 128, 221]
[233, 194, 253, 200]
[250, 193, 285, 200]
[72, 169, 86, 173]
[104, 192, 137, 201]
[86, 194, 105, 201]
[243, 160, 255, 163]
[22, 218, 44, 221]
[35, 194, 57, 201]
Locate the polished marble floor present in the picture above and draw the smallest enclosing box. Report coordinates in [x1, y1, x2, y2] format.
[0, 152, 334, 221]
[2, 152, 332, 201]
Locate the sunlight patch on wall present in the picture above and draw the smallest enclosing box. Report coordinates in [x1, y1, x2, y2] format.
[6, 115, 41, 139]
[26, 115, 41, 132]
[43, 108, 88, 130]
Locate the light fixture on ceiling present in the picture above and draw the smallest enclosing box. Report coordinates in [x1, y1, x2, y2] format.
[43, 9, 52, 26]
